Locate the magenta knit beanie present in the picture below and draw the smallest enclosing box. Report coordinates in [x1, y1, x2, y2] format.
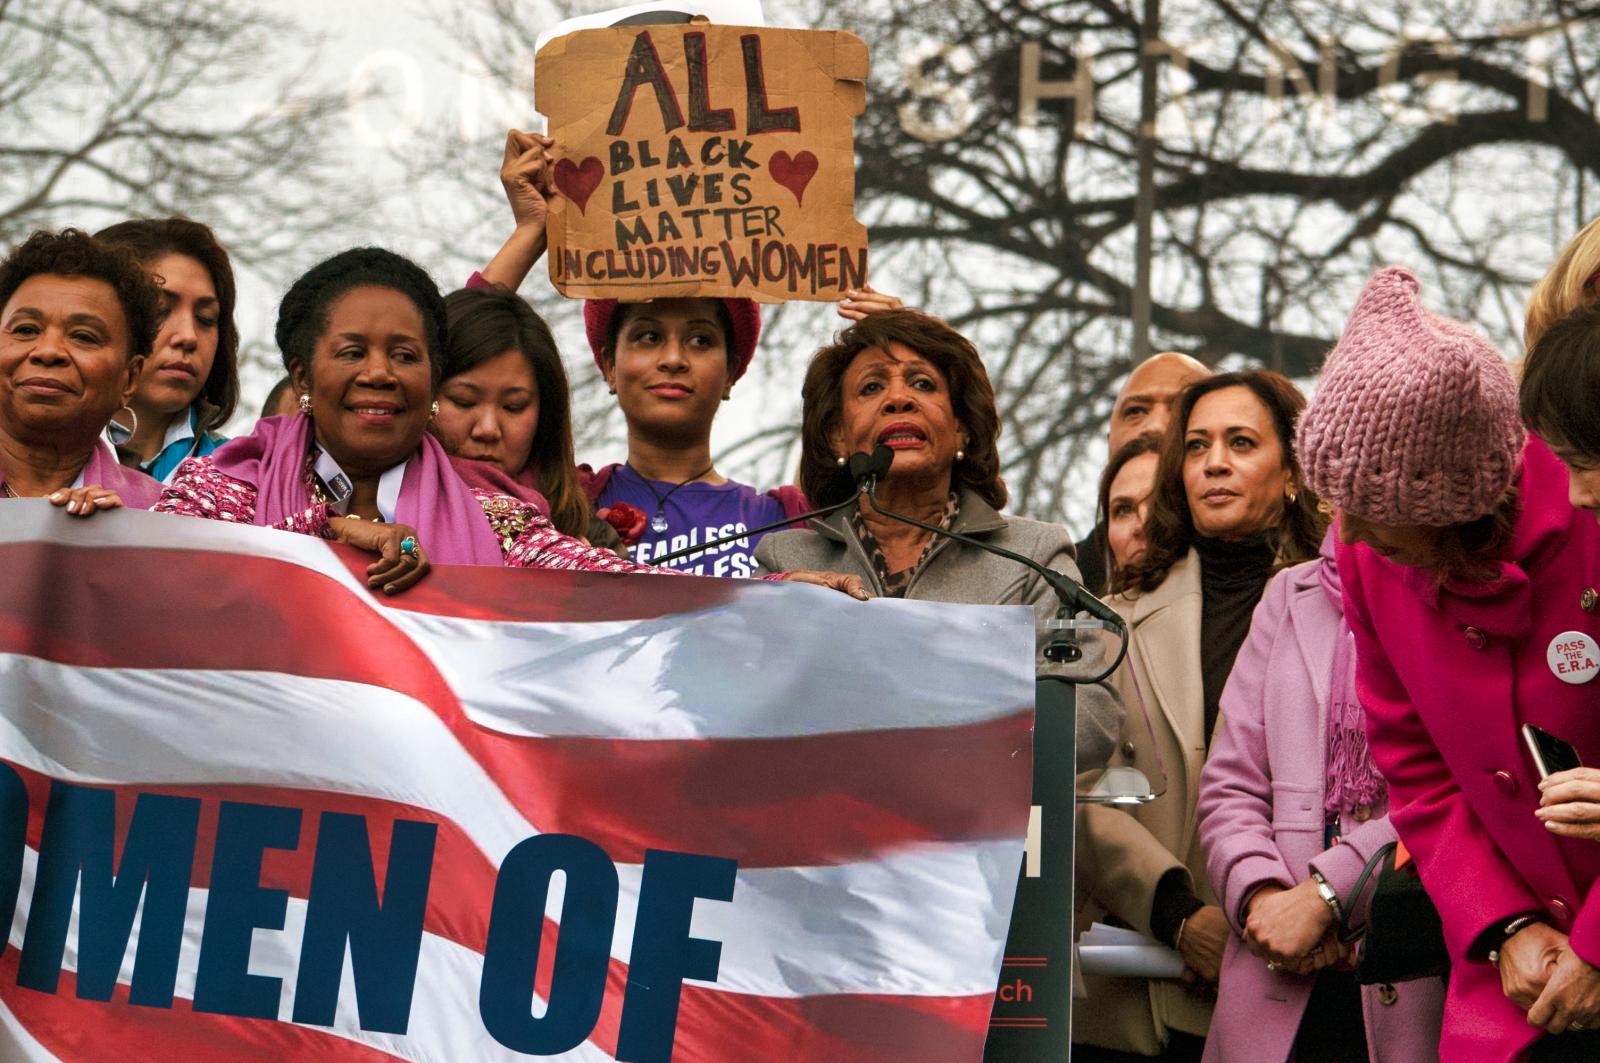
[1296, 267, 1523, 527]
[583, 298, 762, 383]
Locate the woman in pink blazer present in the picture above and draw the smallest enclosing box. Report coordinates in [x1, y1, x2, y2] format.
[1198, 531, 1444, 1062]
[1298, 268, 1600, 1062]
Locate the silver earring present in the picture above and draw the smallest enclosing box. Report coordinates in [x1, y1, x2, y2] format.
[115, 405, 139, 438]
[835, 455, 847, 466]
[954, 449, 965, 462]
[430, 400, 440, 418]
[298, 394, 312, 414]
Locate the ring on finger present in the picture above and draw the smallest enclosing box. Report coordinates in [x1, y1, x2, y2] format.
[1266, 961, 1282, 971]
[1573, 1022, 1588, 1032]
[400, 536, 419, 558]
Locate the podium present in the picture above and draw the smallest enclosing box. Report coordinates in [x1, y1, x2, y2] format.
[983, 675, 1077, 1060]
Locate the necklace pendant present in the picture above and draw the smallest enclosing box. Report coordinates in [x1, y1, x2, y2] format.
[650, 512, 670, 534]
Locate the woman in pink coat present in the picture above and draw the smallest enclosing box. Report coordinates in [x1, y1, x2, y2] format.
[1198, 530, 1444, 1062]
[1297, 267, 1600, 1062]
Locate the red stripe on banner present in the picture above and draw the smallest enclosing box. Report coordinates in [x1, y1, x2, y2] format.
[327, 549, 744, 623]
[0, 952, 407, 1063]
[472, 714, 1034, 864]
[0, 542, 1031, 867]
[600, 980, 994, 1062]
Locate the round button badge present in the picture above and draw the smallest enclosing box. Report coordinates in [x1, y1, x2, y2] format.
[1548, 631, 1600, 685]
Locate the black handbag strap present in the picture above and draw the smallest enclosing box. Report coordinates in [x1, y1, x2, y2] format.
[1337, 841, 1398, 944]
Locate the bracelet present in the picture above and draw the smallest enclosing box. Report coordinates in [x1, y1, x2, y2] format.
[1488, 915, 1545, 966]
[1174, 915, 1189, 952]
[1311, 871, 1345, 923]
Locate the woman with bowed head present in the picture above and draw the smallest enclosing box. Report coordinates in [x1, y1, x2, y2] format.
[1197, 520, 1445, 1061]
[1074, 370, 1326, 1061]
[95, 217, 237, 483]
[1300, 267, 1600, 1061]
[432, 285, 621, 551]
[0, 229, 164, 514]
[752, 309, 1125, 768]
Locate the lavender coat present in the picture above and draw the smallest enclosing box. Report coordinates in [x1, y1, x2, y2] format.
[1198, 539, 1444, 1062]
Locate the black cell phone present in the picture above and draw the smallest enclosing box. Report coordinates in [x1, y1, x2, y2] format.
[1522, 724, 1583, 779]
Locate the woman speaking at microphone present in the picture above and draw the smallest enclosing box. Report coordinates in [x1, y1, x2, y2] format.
[752, 309, 1124, 768]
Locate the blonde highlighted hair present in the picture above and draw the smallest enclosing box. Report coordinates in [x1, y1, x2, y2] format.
[1526, 214, 1600, 352]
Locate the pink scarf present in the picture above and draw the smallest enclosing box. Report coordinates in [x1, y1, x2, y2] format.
[211, 414, 505, 566]
[446, 455, 550, 518]
[0, 438, 161, 509]
[1319, 530, 1387, 816]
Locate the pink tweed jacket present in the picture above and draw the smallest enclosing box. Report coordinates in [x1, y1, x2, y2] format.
[156, 455, 666, 575]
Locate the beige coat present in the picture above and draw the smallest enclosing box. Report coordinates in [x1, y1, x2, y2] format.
[1075, 550, 1217, 1056]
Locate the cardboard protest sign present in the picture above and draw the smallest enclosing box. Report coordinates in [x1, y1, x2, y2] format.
[537, 22, 869, 302]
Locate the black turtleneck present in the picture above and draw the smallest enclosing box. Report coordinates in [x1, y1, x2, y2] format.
[1148, 532, 1279, 949]
[1195, 533, 1277, 746]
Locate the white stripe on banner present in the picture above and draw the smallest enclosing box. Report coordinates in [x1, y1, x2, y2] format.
[0, 994, 66, 1063]
[0, 656, 1019, 998]
[387, 595, 1033, 739]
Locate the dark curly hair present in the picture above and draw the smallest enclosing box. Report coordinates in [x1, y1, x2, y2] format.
[798, 309, 1005, 510]
[441, 285, 592, 539]
[96, 216, 241, 432]
[0, 229, 164, 363]
[275, 247, 447, 385]
[1117, 370, 1326, 594]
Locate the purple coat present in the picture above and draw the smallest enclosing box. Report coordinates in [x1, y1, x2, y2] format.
[1341, 437, 1600, 1062]
[1198, 538, 1444, 1063]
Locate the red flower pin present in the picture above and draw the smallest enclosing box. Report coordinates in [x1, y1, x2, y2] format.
[597, 502, 649, 546]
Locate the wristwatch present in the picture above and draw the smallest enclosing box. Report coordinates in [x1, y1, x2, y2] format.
[1487, 915, 1545, 966]
[1311, 871, 1345, 922]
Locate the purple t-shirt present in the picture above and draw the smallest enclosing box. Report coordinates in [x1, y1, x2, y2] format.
[599, 466, 786, 577]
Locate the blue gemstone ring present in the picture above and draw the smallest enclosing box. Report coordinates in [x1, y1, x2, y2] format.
[400, 536, 419, 557]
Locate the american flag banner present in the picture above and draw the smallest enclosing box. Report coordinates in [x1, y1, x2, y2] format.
[0, 503, 1035, 1062]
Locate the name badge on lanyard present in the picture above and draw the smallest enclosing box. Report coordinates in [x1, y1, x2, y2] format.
[312, 447, 355, 515]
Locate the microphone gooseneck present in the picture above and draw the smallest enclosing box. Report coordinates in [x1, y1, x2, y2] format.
[862, 461, 1128, 684]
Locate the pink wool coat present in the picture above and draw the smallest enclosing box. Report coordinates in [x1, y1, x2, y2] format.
[1198, 540, 1444, 1062]
[1340, 438, 1600, 1062]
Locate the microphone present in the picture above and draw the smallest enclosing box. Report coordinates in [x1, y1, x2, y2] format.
[649, 449, 888, 566]
[858, 451, 1129, 683]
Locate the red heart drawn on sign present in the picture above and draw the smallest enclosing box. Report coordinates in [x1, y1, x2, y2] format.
[553, 156, 604, 214]
[769, 150, 819, 206]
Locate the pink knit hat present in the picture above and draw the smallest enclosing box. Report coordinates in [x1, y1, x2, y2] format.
[1296, 267, 1523, 526]
[583, 298, 762, 383]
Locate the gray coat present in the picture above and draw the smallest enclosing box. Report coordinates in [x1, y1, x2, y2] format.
[753, 489, 1124, 770]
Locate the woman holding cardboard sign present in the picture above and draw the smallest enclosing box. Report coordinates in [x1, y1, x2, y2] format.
[472, 126, 902, 575]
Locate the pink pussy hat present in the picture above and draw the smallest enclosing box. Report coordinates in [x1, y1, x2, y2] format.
[1296, 266, 1523, 526]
